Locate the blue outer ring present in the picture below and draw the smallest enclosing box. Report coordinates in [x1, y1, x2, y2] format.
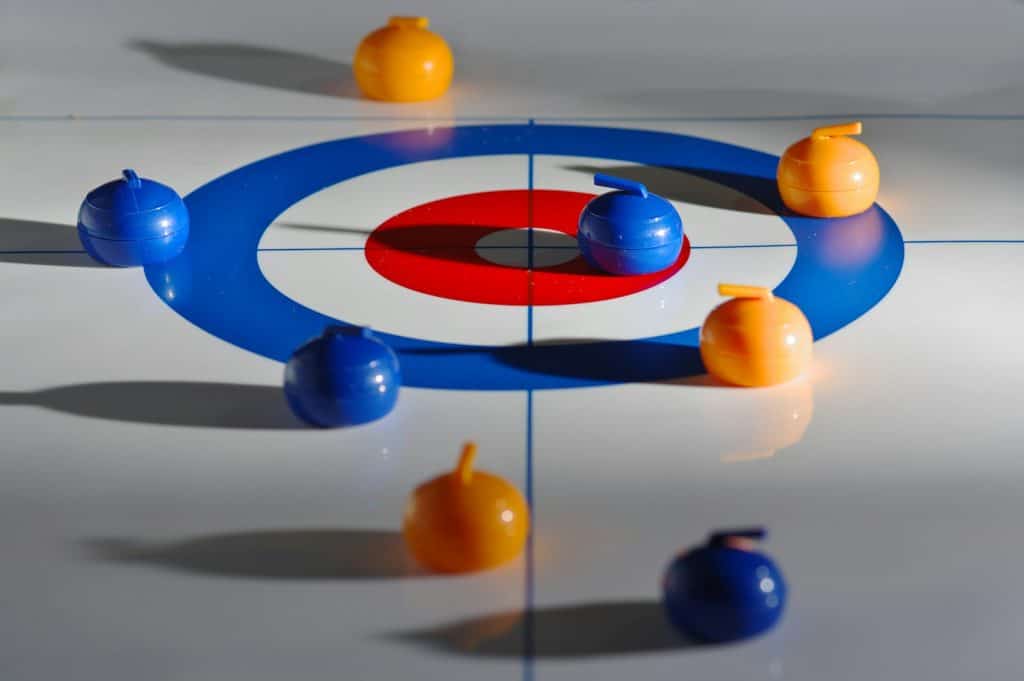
[144, 124, 904, 390]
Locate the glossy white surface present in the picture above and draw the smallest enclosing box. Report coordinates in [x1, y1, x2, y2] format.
[1, 2, 1023, 680]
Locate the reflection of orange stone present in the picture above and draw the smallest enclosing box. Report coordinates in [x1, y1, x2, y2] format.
[402, 443, 530, 573]
[700, 284, 813, 387]
[819, 210, 886, 269]
[371, 124, 456, 156]
[719, 379, 814, 462]
[777, 121, 879, 218]
[353, 16, 453, 102]
[452, 610, 524, 652]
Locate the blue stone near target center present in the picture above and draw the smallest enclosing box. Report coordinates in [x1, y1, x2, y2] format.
[578, 173, 683, 275]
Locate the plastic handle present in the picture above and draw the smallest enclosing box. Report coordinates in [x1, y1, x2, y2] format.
[121, 169, 143, 189]
[455, 442, 477, 485]
[718, 283, 773, 300]
[389, 16, 429, 29]
[812, 121, 863, 139]
[593, 173, 648, 198]
[709, 527, 766, 547]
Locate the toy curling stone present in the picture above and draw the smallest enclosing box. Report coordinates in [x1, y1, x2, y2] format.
[699, 283, 812, 387]
[402, 442, 530, 573]
[284, 326, 401, 427]
[577, 173, 683, 275]
[353, 16, 453, 102]
[776, 121, 879, 218]
[77, 169, 189, 267]
[662, 527, 787, 643]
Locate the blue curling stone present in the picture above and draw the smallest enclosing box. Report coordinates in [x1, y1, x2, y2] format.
[662, 528, 786, 643]
[284, 326, 401, 428]
[77, 169, 189, 267]
[578, 173, 683, 275]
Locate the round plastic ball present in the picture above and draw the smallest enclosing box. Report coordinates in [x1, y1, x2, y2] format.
[662, 528, 787, 643]
[777, 121, 879, 218]
[77, 169, 189, 267]
[353, 16, 453, 102]
[578, 173, 683, 275]
[403, 443, 530, 573]
[284, 326, 400, 427]
[700, 283, 812, 387]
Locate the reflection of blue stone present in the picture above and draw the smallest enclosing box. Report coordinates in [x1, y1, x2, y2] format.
[663, 528, 786, 643]
[78, 169, 189, 267]
[578, 174, 683, 275]
[145, 125, 904, 390]
[150, 253, 193, 307]
[284, 327, 401, 427]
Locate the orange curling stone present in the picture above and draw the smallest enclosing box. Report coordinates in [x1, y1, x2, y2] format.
[776, 121, 879, 218]
[402, 442, 530, 573]
[353, 16, 454, 102]
[699, 284, 813, 387]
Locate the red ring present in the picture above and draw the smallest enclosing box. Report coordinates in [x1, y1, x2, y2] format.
[365, 189, 690, 306]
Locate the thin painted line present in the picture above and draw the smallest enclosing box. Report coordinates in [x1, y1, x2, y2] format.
[0, 244, 795, 256]
[690, 243, 795, 250]
[524, 392, 535, 513]
[526, 119, 536, 347]
[0, 248, 87, 255]
[482, 245, 560, 249]
[522, 119, 537, 681]
[0, 244, 791, 256]
[4, 240, 1024, 258]
[257, 241, 1024, 252]
[904, 239, 1024, 245]
[258, 243, 798, 253]
[523, 388, 536, 681]
[258, 246, 570, 253]
[0, 114, 529, 123]
[257, 246, 366, 252]
[3, 113, 1023, 123]
[533, 113, 1024, 123]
